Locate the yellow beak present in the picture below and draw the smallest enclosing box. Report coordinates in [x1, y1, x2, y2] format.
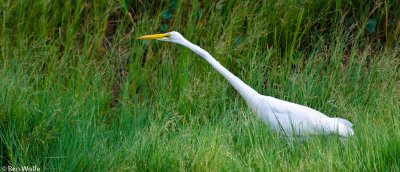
[136, 33, 169, 40]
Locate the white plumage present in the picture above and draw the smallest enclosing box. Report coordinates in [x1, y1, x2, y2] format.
[137, 31, 354, 138]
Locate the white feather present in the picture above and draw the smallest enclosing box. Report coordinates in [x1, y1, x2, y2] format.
[142, 31, 355, 138]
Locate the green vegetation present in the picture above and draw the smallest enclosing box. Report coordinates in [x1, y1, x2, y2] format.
[1, 0, 399, 171]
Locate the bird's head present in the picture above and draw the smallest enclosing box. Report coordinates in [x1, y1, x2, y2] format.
[136, 31, 187, 45]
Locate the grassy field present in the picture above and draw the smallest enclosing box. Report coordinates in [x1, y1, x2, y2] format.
[1, 0, 400, 171]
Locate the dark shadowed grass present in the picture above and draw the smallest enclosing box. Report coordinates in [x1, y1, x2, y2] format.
[1, 0, 399, 171]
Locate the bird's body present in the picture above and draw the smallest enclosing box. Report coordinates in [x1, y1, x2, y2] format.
[137, 31, 354, 138]
[255, 96, 353, 137]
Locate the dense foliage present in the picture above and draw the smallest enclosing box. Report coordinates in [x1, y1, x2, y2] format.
[1, 0, 399, 171]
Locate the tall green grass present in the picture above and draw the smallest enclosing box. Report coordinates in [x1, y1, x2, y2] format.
[1, 0, 399, 171]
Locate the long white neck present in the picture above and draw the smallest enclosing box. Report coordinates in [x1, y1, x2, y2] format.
[178, 39, 260, 108]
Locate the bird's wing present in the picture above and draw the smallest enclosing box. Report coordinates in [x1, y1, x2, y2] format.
[258, 96, 332, 135]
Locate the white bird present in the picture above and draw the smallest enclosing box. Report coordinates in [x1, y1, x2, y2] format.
[137, 31, 354, 138]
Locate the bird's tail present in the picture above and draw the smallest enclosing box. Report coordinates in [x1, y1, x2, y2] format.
[333, 118, 354, 137]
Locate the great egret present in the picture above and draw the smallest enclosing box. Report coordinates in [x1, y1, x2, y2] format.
[137, 31, 354, 138]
